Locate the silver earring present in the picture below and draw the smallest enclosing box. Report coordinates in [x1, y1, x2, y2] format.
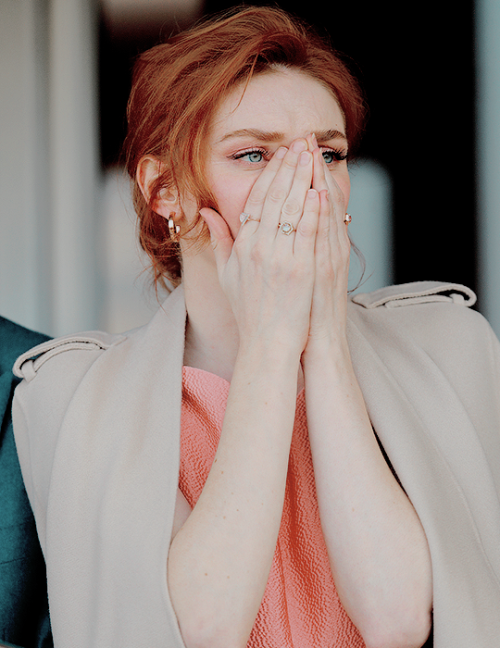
[168, 215, 181, 242]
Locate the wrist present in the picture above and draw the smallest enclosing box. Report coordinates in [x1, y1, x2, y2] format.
[301, 335, 352, 376]
[236, 336, 302, 381]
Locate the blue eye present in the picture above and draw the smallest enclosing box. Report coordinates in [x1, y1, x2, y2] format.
[322, 148, 348, 164]
[246, 151, 264, 163]
[232, 148, 267, 164]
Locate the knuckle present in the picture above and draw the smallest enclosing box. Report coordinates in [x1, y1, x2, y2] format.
[249, 244, 264, 264]
[282, 156, 298, 171]
[297, 220, 316, 237]
[282, 198, 301, 216]
[247, 189, 266, 206]
[268, 187, 287, 203]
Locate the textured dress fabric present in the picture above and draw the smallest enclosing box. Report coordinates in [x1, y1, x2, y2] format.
[180, 366, 365, 648]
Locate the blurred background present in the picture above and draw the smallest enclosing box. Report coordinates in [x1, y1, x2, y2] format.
[1, 0, 499, 337]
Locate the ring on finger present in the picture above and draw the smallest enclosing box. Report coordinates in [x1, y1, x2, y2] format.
[277, 221, 295, 236]
[344, 213, 352, 224]
[240, 212, 260, 225]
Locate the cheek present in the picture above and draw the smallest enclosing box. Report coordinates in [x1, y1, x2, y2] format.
[334, 169, 350, 209]
[212, 176, 259, 235]
[342, 174, 351, 207]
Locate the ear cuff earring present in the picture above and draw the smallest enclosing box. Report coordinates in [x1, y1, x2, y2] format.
[168, 215, 181, 242]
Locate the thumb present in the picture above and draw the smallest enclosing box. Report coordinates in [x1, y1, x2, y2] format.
[199, 207, 234, 271]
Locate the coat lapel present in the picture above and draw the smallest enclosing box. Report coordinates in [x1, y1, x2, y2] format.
[46, 286, 187, 647]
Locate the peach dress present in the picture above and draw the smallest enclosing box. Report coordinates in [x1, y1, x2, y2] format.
[179, 366, 366, 648]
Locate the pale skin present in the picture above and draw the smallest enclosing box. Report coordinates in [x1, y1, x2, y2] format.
[138, 68, 433, 648]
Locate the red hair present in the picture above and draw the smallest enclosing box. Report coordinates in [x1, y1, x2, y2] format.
[124, 5, 367, 288]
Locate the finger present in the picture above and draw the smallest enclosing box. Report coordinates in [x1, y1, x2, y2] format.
[312, 149, 348, 237]
[306, 132, 317, 152]
[241, 146, 288, 226]
[199, 207, 234, 272]
[294, 188, 320, 255]
[320, 185, 351, 280]
[316, 148, 346, 212]
[312, 146, 330, 193]
[315, 189, 331, 253]
[274, 149, 314, 238]
[258, 138, 309, 233]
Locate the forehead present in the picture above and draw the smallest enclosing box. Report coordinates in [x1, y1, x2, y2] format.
[210, 69, 345, 140]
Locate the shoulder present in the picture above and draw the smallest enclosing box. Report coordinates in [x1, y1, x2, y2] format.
[12, 330, 128, 531]
[13, 285, 186, 386]
[12, 330, 129, 486]
[350, 280, 477, 310]
[349, 280, 482, 333]
[348, 280, 499, 377]
[13, 329, 126, 383]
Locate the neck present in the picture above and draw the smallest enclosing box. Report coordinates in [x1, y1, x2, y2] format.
[182, 253, 240, 383]
[180, 245, 304, 391]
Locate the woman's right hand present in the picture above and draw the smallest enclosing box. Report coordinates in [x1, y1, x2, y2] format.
[200, 139, 321, 355]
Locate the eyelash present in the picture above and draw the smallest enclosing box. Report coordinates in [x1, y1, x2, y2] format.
[321, 147, 348, 163]
[231, 148, 269, 164]
[231, 146, 348, 164]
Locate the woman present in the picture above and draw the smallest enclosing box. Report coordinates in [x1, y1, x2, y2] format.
[12, 6, 500, 648]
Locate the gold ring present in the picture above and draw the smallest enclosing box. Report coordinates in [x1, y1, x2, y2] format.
[278, 221, 295, 235]
[239, 212, 259, 225]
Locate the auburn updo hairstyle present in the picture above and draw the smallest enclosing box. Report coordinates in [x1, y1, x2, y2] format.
[124, 5, 367, 289]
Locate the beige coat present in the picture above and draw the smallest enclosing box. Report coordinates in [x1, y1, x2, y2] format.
[12, 281, 500, 647]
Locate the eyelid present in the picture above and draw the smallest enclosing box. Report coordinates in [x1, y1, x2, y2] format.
[230, 146, 269, 161]
[319, 145, 348, 161]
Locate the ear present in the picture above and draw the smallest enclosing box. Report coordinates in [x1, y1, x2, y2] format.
[136, 155, 180, 219]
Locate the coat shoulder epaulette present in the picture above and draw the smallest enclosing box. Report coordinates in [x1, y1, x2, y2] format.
[351, 281, 476, 310]
[13, 331, 126, 383]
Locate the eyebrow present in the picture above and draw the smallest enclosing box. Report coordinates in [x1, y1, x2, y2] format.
[218, 128, 347, 144]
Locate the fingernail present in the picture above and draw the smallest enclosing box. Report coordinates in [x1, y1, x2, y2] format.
[292, 139, 307, 153]
[311, 133, 318, 147]
[307, 189, 318, 199]
[276, 146, 287, 159]
[299, 151, 311, 166]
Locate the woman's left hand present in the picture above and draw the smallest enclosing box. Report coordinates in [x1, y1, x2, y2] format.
[302, 135, 351, 362]
[301, 138, 433, 648]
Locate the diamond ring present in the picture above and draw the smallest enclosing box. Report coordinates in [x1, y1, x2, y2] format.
[278, 221, 295, 235]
